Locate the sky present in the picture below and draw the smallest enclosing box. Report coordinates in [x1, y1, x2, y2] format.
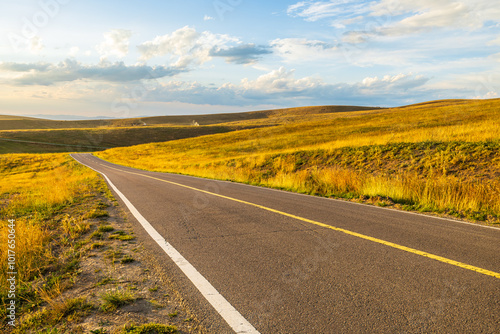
[0, 0, 499, 119]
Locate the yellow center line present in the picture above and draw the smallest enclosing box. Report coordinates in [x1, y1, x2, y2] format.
[99, 160, 500, 280]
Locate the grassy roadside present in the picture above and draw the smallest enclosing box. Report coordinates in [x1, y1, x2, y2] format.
[96, 99, 500, 225]
[0, 153, 201, 333]
[180, 141, 500, 222]
[0, 153, 102, 331]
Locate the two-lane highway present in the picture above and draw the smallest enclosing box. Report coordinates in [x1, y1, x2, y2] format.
[72, 153, 500, 333]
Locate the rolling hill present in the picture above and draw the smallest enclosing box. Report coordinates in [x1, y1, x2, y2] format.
[0, 105, 382, 153]
[0, 105, 381, 131]
[94, 98, 500, 225]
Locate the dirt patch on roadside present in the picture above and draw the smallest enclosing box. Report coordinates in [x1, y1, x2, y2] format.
[4, 192, 206, 334]
[73, 201, 203, 333]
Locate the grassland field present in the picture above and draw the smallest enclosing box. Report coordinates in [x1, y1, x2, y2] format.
[0, 105, 378, 154]
[0, 153, 105, 332]
[96, 98, 500, 224]
[0, 98, 499, 331]
[0, 153, 195, 332]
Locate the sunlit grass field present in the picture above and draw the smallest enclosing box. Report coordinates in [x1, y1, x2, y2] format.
[0, 153, 105, 325]
[96, 99, 500, 223]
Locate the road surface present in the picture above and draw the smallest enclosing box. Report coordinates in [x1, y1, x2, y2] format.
[72, 153, 500, 333]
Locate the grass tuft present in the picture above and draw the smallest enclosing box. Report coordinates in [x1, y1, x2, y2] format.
[12, 297, 94, 333]
[98, 225, 115, 232]
[121, 255, 135, 264]
[109, 230, 135, 241]
[120, 323, 178, 334]
[100, 289, 136, 312]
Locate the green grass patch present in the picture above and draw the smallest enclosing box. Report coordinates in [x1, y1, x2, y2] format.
[100, 289, 136, 312]
[91, 231, 104, 240]
[120, 323, 178, 334]
[98, 225, 115, 232]
[91, 242, 105, 250]
[12, 297, 94, 333]
[105, 249, 123, 262]
[85, 208, 109, 219]
[90, 329, 110, 334]
[148, 299, 165, 309]
[96, 277, 115, 287]
[109, 230, 135, 241]
[121, 255, 135, 264]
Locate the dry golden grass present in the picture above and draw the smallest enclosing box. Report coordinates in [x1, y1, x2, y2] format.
[97, 99, 500, 167]
[0, 154, 97, 219]
[0, 153, 102, 317]
[161, 148, 500, 220]
[96, 99, 500, 223]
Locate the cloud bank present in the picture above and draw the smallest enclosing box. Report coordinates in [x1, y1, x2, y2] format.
[142, 67, 430, 106]
[137, 26, 270, 67]
[0, 59, 184, 85]
[288, 0, 500, 41]
[209, 44, 272, 64]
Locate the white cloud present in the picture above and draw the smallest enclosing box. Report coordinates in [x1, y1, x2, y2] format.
[271, 38, 338, 62]
[137, 26, 239, 67]
[474, 91, 498, 99]
[138, 26, 272, 67]
[371, 0, 500, 37]
[374, 1, 474, 36]
[138, 26, 199, 62]
[96, 29, 133, 59]
[491, 52, 500, 63]
[360, 73, 428, 90]
[287, 2, 307, 14]
[370, 0, 500, 24]
[239, 67, 323, 93]
[424, 71, 500, 100]
[30, 36, 44, 53]
[288, 0, 500, 41]
[68, 46, 80, 57]
[488, 36, 500, 46]
[342, 31, 370, 44]
[287, 0, 369, 23]
[204, 15, 215, 21]
[0, 59, 184, 85]
[234, 69, 429, 104]
[143, 67, 431, 106]
[209, 44, 272, 64]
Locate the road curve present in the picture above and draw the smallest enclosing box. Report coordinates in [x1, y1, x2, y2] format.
[72, 153, 500, 333]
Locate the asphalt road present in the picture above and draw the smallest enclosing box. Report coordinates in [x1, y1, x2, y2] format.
[72, 153, 500, 333]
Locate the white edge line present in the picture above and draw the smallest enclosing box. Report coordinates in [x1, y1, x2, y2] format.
[71, 154, 260, 334]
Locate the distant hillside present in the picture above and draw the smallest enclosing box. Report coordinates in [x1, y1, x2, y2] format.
[0, 125, 245, 154]
[0, 105, 381, 131]
[0, 115, 109, 130]
[23, 114, 117, 121]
